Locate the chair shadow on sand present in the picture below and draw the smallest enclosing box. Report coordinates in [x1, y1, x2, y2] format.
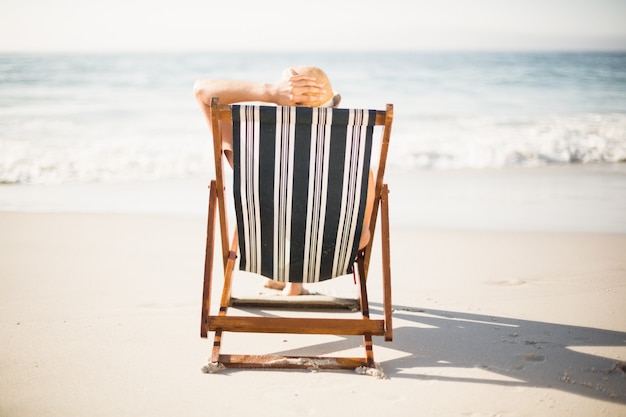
[224, 303, 625, 404]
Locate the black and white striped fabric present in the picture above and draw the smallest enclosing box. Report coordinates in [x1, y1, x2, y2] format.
[232, 105, 375, 283]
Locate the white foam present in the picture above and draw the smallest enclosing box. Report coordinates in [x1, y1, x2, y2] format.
[2, 113, 625, 185]
[390, 113, 626, 170]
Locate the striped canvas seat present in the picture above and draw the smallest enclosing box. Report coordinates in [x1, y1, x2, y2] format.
[232, 105, 375, 284]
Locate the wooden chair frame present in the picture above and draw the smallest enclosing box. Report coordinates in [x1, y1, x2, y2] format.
[200, 97, 393, 370]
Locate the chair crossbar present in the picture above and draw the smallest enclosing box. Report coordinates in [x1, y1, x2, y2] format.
[208, 316, 385, 336]
[215, 355, 370, 369]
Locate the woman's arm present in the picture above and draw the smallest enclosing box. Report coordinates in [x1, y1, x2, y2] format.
[193, 74, 327, 108]
[193, 73, 328, 167]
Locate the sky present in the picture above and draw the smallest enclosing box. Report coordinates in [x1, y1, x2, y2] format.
[0, 0, 625, 52]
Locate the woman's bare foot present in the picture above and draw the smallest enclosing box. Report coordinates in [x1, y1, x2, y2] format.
[263, 280, 308, 295]
[264, 279, 286, 290]
[283, 283, 309, 296]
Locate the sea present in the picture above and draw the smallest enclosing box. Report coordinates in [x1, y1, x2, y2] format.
[1, 51, 626, 232]
[1, 51, 625, 185]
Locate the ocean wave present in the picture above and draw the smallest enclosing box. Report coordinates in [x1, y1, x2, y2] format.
[1, 113, 625, 185]
[0, 137, 212, 185]
[389, 113, 626, 170]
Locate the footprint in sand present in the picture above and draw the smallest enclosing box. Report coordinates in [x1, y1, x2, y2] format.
[522, 353, 545, 362]
[510, 353, 546, 370]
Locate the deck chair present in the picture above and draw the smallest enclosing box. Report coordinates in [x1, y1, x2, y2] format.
[201, 97, 393, 370]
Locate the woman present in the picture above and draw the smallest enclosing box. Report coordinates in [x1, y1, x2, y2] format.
[194, 66, 372, 295]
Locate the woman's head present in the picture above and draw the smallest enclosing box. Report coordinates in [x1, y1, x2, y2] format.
[282, 66, 341, 107]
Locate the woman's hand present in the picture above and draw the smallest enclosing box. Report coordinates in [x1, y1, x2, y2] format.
[273, 74, 327, 106]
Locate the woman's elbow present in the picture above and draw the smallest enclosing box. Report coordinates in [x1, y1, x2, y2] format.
[193, 79, 205, 101]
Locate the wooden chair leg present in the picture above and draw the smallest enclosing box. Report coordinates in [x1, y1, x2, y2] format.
[380, 184, 393, 342]
[211, 231, 239, 363]
[363, 335, 375, 367]
[357, 255, 376, 367]
[201, 181, 218, 338]
[357, 255, 370, 319]
[211, 330, 223, 363]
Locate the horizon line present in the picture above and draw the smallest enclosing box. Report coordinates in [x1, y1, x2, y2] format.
[2, 47, 626, 55]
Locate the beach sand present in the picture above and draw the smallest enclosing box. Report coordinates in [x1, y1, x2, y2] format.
[1, 166, 625, 416]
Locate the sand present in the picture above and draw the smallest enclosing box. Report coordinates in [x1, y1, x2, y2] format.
[1, 166, 625, 416]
